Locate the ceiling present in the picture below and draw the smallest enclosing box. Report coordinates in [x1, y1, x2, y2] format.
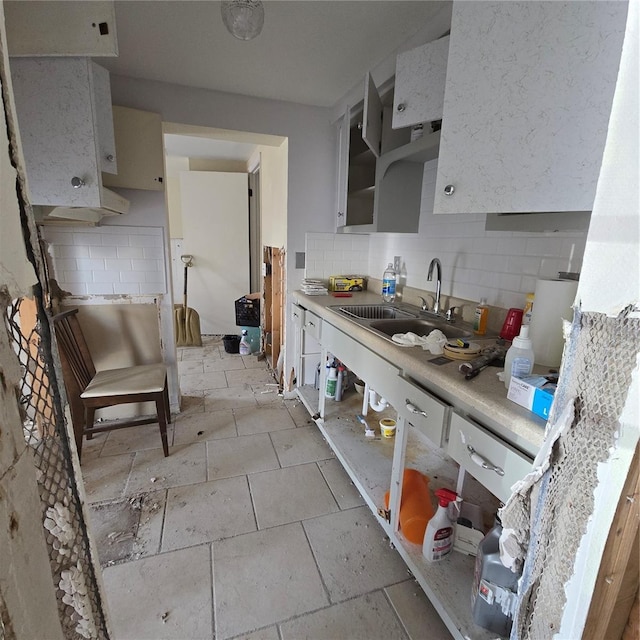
[99, 1, 449, 162]
[98, 1, 448, 108]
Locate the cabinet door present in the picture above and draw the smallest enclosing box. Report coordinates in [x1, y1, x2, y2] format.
[434, 1, 627, 215]
[362, 73, 382, 158]
[392, 36, 449, 130]
[91, 62, 117, 175]
[5, 1, 118, 57]
[335, 109, 349, 228]
[11, 57, 105, 208]
[102, 106, 165, 191]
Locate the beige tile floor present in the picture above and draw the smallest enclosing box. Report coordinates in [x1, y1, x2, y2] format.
[82, 336, 453, 640]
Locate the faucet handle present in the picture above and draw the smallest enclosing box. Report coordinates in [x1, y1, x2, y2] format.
[445, 306, 458, 322]
[418, 296, 429, 311]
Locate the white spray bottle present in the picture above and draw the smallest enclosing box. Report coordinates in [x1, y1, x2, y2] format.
[422, 488, 458, 562]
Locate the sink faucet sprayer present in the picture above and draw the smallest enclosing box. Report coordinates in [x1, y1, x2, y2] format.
[427, 258, 442, 315]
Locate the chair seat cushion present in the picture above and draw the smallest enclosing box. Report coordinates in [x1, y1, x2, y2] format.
[81, 364, 167, 398]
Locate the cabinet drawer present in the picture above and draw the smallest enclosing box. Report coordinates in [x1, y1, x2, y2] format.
[303, 311, 322, 341]
[447, 413, 533, 503]
[291, 304, 304, 328]
[322, 323, 398, 394]
[392, 376, 450, 448]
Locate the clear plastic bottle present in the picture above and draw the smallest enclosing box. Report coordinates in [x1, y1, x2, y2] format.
[382, 263, 397, 303]
[239, 329, 251, 355]
[503, 325, 535, 389]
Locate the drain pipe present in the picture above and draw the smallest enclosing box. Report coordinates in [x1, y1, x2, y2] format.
[368, 388, 389, 412]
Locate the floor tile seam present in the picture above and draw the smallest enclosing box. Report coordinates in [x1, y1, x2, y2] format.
[209, 542, 216, 640]
[380, 579, 418, 640]
[312, 460, 343, 512]
[270, 588, 403, 634]
[122, 472, 214, 497]
[120, 451, 140, 497]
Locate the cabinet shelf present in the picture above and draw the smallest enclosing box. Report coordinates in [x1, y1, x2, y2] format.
[298, 384, 501, 640]
[348, 186, 375, 199]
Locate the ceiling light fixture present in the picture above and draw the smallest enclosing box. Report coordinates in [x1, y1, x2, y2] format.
[221, 0, 265, 41]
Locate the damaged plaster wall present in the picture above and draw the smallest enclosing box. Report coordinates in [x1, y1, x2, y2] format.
[0, 6, 64, 637]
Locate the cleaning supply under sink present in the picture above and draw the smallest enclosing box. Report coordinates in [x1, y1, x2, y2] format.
[422, 488, 459, 561]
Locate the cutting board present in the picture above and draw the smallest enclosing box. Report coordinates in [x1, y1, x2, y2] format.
[443, 342, 482, 361]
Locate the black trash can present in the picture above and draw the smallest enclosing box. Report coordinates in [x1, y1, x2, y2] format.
[222, 334, 240, 354]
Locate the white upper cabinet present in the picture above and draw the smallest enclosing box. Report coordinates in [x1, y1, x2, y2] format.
[102, 106, 165, 191]
[11, 57, 124, 210]
[5, 1, 118, 57]
[433, 1, 628, 215]
[392, 35, 450, 130]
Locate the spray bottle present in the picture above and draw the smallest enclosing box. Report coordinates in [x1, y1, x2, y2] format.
[422, 488, 458, 562]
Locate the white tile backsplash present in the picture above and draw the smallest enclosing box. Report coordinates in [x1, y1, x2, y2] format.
[306, 160, 587, 311]
[304, 233, 370, 280]
[43, 226, 166, 296]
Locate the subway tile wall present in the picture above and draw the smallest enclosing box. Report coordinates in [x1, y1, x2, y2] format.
[42, 226, 166, 296]
[307, 159, 587, 311]
[304, 233, 370, 279]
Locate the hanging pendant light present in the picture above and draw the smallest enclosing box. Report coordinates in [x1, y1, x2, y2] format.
[221, 0, 265, 41]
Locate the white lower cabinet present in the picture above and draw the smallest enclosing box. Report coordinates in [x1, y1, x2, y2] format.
[296, 318, 510, 639]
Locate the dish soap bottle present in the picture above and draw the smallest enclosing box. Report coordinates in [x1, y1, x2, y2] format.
[382, 263, 397, 303]
[422, 488, 458, 562]
[239, 329, 251, 355]
[474, 298, 489, 335]
[503, 325, 535, 389]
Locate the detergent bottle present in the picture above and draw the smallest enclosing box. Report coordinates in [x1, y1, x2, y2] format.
[422, 488, 458, 562]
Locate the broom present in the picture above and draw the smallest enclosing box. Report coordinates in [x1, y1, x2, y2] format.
[175, 254, 202, 347]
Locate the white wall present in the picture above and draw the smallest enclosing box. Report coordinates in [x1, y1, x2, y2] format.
[260, 139, 288, 249]
[109, 75, 336, 294]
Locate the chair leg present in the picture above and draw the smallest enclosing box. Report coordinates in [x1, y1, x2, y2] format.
[156, 394, 169, 457]
[85, 407, 96, 442]
[163, 383, 171, 424]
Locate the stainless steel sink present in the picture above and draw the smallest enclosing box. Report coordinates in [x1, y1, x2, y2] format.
[329, 303, 474, 343]
[369, 318, 473, 340]
[333, 304, 418, 320]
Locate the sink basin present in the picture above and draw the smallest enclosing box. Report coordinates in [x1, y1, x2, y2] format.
[369, 318, 473, 340]
[332, 304, 418, 320]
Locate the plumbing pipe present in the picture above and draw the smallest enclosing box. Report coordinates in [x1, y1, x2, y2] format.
[368, 388, 389, 412]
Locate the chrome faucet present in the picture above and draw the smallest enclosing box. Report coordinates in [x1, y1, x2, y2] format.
[427, 258, 442, 315]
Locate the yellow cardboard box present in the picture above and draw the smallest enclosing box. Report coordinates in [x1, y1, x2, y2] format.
[328, 276, 366, 292]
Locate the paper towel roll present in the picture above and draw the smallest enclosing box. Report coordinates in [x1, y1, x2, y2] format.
[529, 278, 578, 367]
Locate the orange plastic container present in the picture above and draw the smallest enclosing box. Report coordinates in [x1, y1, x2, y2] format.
[385, 469, 435, 544]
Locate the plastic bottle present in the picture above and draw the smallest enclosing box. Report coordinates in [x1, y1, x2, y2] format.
[384, 469, 434, 544]
[503, 325, 535, 389]
[334, 365, 345, 402]
[423, 487, 458, 561]
[239, 329, 251, 355]
[382, 263, 397, 303]
[471, 517, 521, 636]
[473, 298, 489, 335]
[325, 364, 338, 398]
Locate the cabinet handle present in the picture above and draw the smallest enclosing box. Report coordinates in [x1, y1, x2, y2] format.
[305, 321, 315, 328]
[71, 177, 85, 189]
[337, 211, 344, 218]
[357, 122, 363, 130]
[444, 184, 455, 196]
[405, 399, 427, 418]
[466, 444, 505, 476]
[396, 103, 406, 112]
[106, 154, 115, 163]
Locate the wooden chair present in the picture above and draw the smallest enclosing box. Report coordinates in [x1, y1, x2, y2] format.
[52, 308, 170, 459]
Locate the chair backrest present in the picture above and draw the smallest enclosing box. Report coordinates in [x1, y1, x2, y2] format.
[52, 309, 96, 394]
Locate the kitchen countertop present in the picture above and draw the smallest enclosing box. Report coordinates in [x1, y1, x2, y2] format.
[294, 290, 547, 457]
